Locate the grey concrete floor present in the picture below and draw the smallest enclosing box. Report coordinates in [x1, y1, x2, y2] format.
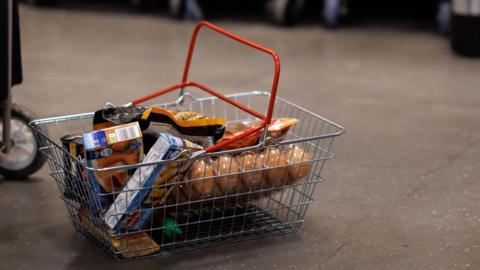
[1, 4, 480, 270]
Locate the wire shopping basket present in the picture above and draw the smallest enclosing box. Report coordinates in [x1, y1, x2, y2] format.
[30, 21, 344, 262]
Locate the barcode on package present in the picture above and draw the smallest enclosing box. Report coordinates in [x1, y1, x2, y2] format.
[106, 122, 141, 144]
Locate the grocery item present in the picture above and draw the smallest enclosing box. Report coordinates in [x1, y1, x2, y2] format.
[127, 152, 192, 231]
[168, 146, 309, 204]
[263, 148, 289, 188]
[103, 133, 202, 232]
[110, 232, 160, 259]
[101, 103, 148, 125]
[61, 134, 84, 159]
[285, 146, 311, 184]
[168, 109, 206, 121]
[267, 118, 299, 141]
[183, 158, 215, 200]
[139, 107, 226, 149]
[212, 155, 240, 195]
[93, 105, 227, 150]
[83, 122, 143, 192]
[83, 122, 144, 214]
[78, 212, 160, 259]
[121, 168, 183, 232]
[144, 159, 186, 206]
[91, 103, 147, 131]
[163, 217, 183, 238]
[165, 147, 310, 206]
[236, 151, 265, 191]
[60, 134, 87, 202]
[168, 187, 188, 204]
[216, 121, 259, 150]
[120, 208, 154, 232]
[216, 118, 298, 151]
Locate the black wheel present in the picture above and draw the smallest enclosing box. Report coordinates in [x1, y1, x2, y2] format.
[437, 0, 451, 35]
[323, 0, 342, 28]
[0, 104, 45, 179]
[267, 0, 305, 26]
[168, 0, 203, 20]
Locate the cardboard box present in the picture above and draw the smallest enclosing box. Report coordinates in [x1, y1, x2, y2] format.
[83, 122, 143, 215]
[103, 133, 200, 232]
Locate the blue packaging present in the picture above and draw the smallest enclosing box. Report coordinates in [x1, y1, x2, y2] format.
[103, 133, 199, 232]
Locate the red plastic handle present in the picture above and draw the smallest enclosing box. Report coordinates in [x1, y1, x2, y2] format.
[132, 21, 281, 153]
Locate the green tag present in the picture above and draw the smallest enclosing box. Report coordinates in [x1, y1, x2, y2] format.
[163, 218, 182, 237]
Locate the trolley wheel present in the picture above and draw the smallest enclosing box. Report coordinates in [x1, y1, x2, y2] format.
[168, 0, 203, 21]
[323, 0, 342, 28]
[267, 0, 305, 26]
[0, 104, 45, 179]
[437, 0, 451, 35]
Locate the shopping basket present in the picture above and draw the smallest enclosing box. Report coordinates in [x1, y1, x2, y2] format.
[29, 21, 345, 262]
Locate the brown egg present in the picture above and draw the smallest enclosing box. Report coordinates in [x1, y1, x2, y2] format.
[212, 156, 240, 195]
[263, 148, 289, 188]
[236, 152, 266, 191]
[285, 146, 311, 184]
[187, 158, 215, 199]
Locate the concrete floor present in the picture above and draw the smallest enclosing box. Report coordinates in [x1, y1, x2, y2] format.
[2, 4, 480, 270]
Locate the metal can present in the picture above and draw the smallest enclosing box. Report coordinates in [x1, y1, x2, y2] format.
[61, 134, 84, 158]
[60, 134, 86, 202]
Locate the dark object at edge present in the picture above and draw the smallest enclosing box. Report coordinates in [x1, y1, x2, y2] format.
[451, 14, 480, 57]
[0, 0, 22, 103]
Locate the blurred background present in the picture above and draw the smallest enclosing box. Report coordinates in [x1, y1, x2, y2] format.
[18, 0, 480, 55]
[15, 0, 457, 30]
[2, 0, 480, 269]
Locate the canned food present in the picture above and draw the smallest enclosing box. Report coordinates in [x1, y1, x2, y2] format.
[61, 134, 84, 157]
[60, 134, 86, 202]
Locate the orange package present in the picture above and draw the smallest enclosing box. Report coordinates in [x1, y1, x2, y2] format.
[216, 118, 298, 151]
[78, 212, 160, 259]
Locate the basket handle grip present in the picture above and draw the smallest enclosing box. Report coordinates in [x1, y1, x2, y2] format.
[132, 21, 281, 153]
[181, 21, 281, 123]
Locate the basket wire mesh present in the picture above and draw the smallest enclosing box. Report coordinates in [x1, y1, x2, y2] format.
[30, 91, 344, 262]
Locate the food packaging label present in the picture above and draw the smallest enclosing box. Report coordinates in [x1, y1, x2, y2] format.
[83, 122, 143, 216]
[103, 133, 199, 231]
[84, 122, 142, 150]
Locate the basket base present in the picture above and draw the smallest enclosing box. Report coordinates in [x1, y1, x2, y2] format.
[75, 204, 301, 262]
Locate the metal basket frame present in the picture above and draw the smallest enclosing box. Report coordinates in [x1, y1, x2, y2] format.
[29, 22, 344, 262]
